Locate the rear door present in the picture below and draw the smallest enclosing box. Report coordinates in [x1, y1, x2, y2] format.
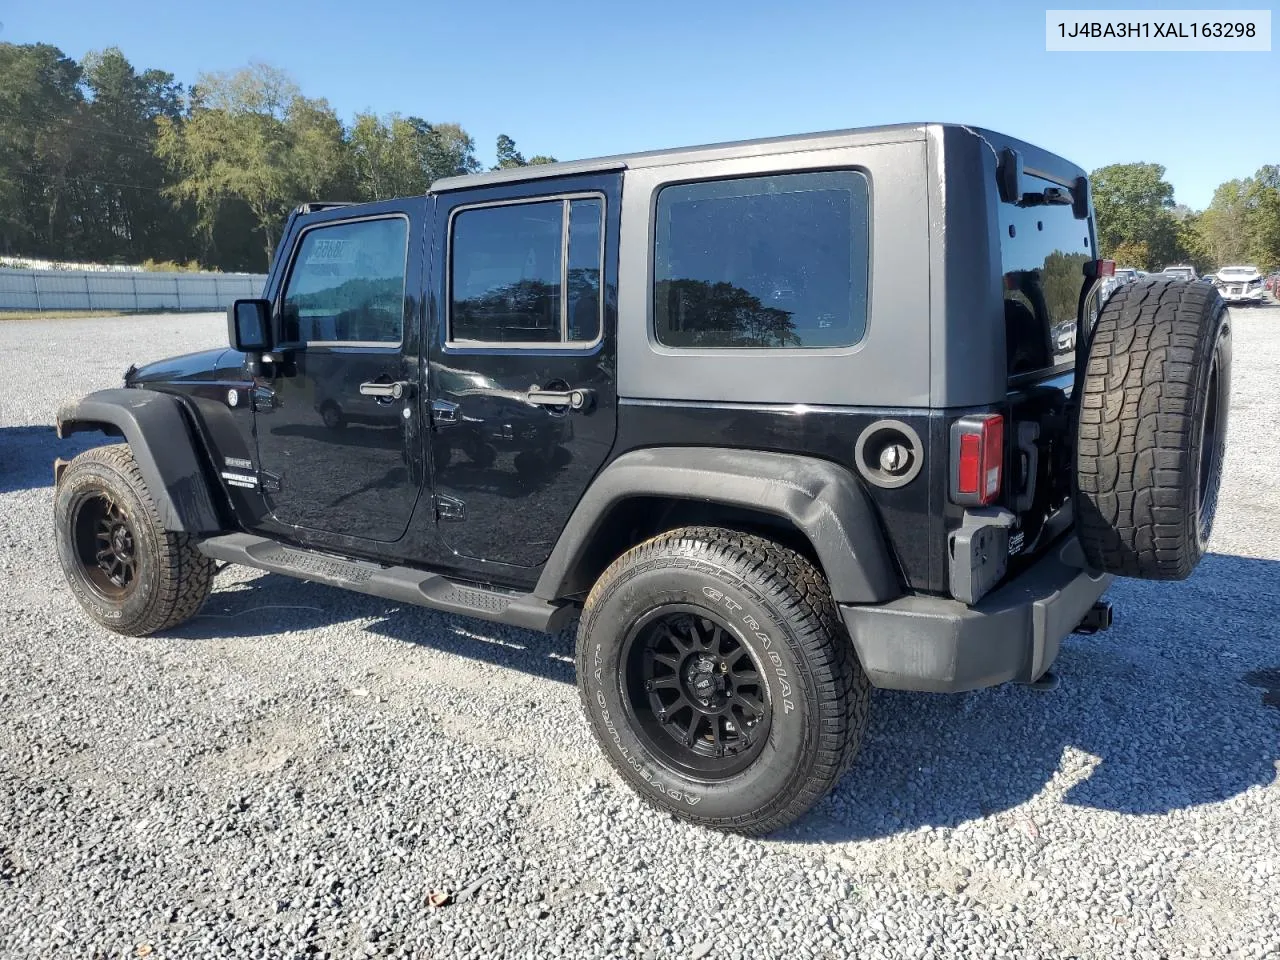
[426, 174, 619, 567]
[252, 201, 427, 544]
[999, 173, 1095, 560]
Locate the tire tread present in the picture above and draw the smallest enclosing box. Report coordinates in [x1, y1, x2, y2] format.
[1074, 280, 1227, 579]
[578, 525, 869, 836]
[58, 443, 215, 636]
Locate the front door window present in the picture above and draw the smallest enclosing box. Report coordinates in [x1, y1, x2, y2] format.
[282, 217, 408, 345]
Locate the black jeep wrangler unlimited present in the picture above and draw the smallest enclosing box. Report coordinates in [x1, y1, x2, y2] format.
[53, 124, 1231, 835]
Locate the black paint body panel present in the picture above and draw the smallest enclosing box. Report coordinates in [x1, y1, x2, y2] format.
[611, 400, 950, 594]
[425, 173, 622, 569]
[533, 444, 902, 604]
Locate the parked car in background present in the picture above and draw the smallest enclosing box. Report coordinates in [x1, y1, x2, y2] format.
[1114, 268, 1139, 285]
[1215, 265, 1265, 305]
[1052, 318, 1078, 353]
[1161, 265, 1199, 282]
[1202, 274, 1217, 285]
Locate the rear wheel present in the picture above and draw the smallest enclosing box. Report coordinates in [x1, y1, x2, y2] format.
[576, 526, 869, 836]
[54, 444, 215, 636]
[1074, 279, 1231, 579]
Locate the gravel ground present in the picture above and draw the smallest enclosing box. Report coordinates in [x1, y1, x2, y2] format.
[1, 309, 1278, 960]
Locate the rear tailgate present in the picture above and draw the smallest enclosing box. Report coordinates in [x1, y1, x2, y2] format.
[998, 171, 1096, 569]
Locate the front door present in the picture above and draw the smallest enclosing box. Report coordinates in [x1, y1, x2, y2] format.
[253, 204, 425, 544]
[427, 174, 619, 568]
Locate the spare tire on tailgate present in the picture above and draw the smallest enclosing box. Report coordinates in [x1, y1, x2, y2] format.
[1074, 279, 1231, 580]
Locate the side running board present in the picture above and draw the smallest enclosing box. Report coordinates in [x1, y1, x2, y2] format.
[197, 533, 572, 633]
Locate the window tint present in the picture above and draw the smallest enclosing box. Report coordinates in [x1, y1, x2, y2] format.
[654, 171, 870, 349]
[450, 197, 604, 345]
[282, 218, 407, 344]
[999, 175, 1091, 379]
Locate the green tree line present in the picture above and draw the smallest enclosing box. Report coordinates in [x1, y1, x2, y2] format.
[3, 41, 1276, 275]
[1091, 161, 1280, 273]
[0, 43, 553, 271]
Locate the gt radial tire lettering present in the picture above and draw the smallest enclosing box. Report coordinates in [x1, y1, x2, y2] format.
[701, 585, 794, 713]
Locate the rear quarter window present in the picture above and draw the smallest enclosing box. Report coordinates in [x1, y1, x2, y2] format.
[653, 171, 870, 349]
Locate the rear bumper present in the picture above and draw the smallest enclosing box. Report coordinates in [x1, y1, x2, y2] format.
[840, 537, 1111, 692]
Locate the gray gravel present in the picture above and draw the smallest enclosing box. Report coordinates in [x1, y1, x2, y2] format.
[1, 309, 1279, 960]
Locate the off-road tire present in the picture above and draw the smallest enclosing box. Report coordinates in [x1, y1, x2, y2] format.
[1075, 279, 1231, 579]
[54, 444, 216, 636]
[576, 526, 870, 836]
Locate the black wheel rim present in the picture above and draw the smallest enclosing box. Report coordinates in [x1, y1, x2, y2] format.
[1196, 347, 1223, 536]
[72, 493, 139, 600]
[620, 604, 771, 780]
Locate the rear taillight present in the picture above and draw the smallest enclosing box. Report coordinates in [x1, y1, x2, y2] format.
[951, 414, 1004, 506]
[1083, 259, 1116, 280]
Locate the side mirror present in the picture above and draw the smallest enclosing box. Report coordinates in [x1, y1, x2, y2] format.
[228, 299, 273, 353]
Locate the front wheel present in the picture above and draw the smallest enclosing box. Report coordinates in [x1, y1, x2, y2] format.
[576, 527, 869, 836]
[54, 444, 216, 636]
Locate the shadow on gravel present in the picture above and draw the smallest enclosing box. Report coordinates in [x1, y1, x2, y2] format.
[0, 424, 106, 494]
[173, 570, 576, 685]
[779, 551, 1280, 843]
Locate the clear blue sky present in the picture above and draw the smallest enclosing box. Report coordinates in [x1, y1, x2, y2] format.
[4, 0, 1275, 208]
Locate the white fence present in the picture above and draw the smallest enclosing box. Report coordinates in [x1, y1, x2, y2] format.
[0, 268, 267, 312]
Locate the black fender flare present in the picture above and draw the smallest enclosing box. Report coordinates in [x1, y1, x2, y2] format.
[56, 388, 223, 533]
[534, 447, 901, 604]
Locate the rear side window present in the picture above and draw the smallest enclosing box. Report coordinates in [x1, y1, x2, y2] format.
[450, 197, 603, 345]
[999, 175, 1091, 380]
[653, 171, 870, 349]
[281, 217, 408, 345]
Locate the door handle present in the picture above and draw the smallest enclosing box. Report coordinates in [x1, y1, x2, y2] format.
[359, 380, 413, 400]
[527, 387, 594, 411]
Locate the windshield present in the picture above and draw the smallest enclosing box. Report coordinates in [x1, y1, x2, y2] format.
[999, 173, 1092, 381]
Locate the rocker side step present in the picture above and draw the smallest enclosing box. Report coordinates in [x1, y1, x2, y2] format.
[198, 533, 572, 633]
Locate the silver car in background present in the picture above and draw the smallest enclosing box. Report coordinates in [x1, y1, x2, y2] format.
[1161, 264, 1199, 282]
